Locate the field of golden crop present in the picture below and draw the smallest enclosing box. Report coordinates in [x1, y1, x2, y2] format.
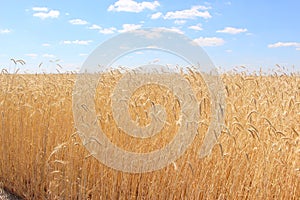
[0, 70, 299, 199]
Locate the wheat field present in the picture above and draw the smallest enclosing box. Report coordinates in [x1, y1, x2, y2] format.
[0, 69, 299, 199]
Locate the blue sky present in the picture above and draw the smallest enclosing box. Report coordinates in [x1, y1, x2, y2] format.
[0, 0, 299, 73]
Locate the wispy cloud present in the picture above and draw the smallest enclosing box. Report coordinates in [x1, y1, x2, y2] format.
[62, 40, 93, 45]
[193, 37, 225, 46]
[42, 43, 51, 47]
[108, 0, 160, 13]
[268, 42, 300, 50]
[174, 20, 186, 25]
[118, 24, 142, 33]
[99, 27, 117, 34]
[42, 54, 55, 58]
[151, 12, 162, 19]
[158, 27, 184, 34]
[188, 23, 203, 31]
[69, 19, 88, 25]
[88, 24, 102, 30]
[32, 7, 60, 19]
[79, 53, 88, 57]
[32, 7, 48, 12]
[216, 27, 247, 34]
[164, 5, 211, 19]
[88, 24, 116, 34]
[25, 53, 38, 58]
[0, 29, 12, 34]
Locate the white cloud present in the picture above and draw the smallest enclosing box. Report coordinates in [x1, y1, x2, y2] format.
[62, 40, 93, 45]
[226, 49, 232, 53]
[151, 12, 162, 19]
[158, 27, 184, 34]
[188, 23, 203, 31]
[32, 7, 48, 12]
[164, 5, 211, 19]
[132, 30, 162, 39]
[297, 47, 300, 51]
[63, 41, 72, 44]
[99, 27, 117, 34]
[151, 58, 160, 63]
[192, 5, 211, 10]
[118, 24, 142, 33]
[108, 0, 160, 13]
[79, 53, 88, 57]
[193, 37, 225, 46]
[42, 54, 55, 58]
[42, 43, 50, 47]
[0, 29, 11, 34]
[25, 53, 38, 58]
[88, 24, 102, 30]
[217, 27, 247, 34]
[69, 19, 88, 25]
[174, 20, 186, 25]
[268, 42, 300, 49]
[33, 10, 60, 19]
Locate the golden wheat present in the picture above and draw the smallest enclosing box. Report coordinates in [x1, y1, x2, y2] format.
[0, 70, 299, 199]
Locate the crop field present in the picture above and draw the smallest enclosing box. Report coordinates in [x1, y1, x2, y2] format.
[0, 70, 299, 199]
